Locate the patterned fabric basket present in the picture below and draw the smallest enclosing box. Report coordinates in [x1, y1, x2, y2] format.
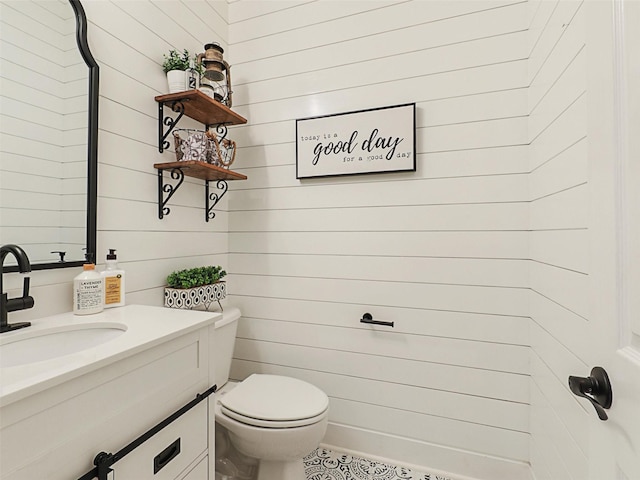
[164, 281, 226, 311]
[173, 129, 236, 168]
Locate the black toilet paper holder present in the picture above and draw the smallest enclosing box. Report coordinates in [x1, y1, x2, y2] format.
[360, 313, 394, 328]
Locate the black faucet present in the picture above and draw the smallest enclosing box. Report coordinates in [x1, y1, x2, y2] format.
[1, 244, 34, 333]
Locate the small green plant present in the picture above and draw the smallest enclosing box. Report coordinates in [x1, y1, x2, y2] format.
[166, 265, 227, 289]
[162, 49, 191, 73]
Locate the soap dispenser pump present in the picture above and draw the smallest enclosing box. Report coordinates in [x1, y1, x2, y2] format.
[102, 249, 125, 308]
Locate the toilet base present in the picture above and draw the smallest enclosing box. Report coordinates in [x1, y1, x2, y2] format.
[256, 459, 305, 480]
[214, 380, 328, 480]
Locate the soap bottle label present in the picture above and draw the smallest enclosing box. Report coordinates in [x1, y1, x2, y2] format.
[104, 275, 122, 305]
[76, 279, 103, 310]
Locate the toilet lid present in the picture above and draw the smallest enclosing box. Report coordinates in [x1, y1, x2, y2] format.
[219, 374, 329, 422]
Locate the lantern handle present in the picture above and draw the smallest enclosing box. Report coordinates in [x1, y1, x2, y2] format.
[224, 59, 232, 108]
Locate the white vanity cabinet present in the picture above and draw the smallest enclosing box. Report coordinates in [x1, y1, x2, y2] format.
[180, 457, 209, 480]
[0, 306, 218, 480]
[110, 402, 208, 479]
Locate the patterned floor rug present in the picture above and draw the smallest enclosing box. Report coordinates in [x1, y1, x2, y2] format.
[303, 447, 452, 480]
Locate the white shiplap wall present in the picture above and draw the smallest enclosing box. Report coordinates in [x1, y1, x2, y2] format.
[4, 0, 230, 321]
[527, 1, 592, 479]
[226, 2, 531, 478]
[2, 1, 610, 478]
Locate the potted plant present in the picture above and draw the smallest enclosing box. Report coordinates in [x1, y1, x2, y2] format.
[162, 49, 192, 93]
[164, 265, 227, 311]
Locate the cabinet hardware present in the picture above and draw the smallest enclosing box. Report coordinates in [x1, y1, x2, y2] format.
[154, 438, 181, 474]
[76, 384, 217, 480]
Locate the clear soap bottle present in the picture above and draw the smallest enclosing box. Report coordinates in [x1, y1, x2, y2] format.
[102, 249, 125, 308]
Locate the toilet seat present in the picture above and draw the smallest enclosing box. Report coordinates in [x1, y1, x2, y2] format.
[220, 405, 327, 428]
[218, 374, 329, 429]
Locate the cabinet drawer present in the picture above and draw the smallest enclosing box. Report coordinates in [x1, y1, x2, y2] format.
[111, 401, 207, 479]
[178, 456, 207, 480]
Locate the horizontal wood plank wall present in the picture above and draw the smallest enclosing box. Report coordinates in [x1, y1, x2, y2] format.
[4, 0, 230, 321]
[527, 1, 590, 479]
[227, 2, 531, 478]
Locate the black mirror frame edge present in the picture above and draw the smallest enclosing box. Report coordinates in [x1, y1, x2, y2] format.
[3, 0, 99, 273]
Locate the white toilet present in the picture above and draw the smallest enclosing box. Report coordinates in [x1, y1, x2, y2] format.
[212, 307, 329, 480]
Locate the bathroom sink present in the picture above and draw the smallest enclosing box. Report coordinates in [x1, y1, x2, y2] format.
[0, 324, 127, 368]
[0, 306, 220, 407]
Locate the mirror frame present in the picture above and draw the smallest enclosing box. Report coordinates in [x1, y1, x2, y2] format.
[3, 0, 99, 273]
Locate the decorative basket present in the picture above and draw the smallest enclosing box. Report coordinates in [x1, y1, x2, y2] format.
[173, 128, 216, 163]
[216, 136, 236, 168]
[173, 129, 236, 168]
[164, 281, 226, 311]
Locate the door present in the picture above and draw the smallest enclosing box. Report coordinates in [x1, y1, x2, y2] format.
[584, 1, 640, 478]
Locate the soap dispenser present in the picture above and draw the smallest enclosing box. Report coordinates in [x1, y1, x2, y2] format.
[101, 249, 125, 308]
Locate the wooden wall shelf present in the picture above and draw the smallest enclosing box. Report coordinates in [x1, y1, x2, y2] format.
[153, 161, 247, 182]
[155, 90, 247, 127]
[154, 90, 248, 222]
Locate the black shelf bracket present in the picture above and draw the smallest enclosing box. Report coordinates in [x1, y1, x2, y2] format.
[157, 168, 185, 219]
[209, 123, 228, 141]
[155, 95, 243, 223]
[158, 100, 186, 152]
[205, 179, 229, 222]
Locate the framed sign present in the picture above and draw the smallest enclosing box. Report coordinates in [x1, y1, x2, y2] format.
[296, 103, 416, 179]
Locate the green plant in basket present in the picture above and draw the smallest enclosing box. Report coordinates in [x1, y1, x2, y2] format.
[166, 265, 227, 289]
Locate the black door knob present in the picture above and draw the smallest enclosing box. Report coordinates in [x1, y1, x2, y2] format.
[568, 366, 613, 421]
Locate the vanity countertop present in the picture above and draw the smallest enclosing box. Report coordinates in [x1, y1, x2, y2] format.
[0, 305, 219, 406]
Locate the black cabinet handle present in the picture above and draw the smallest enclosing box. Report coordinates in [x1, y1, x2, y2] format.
[568, 366, 613, 421]
[360, 313, 394, 328]
[154, 438, 181, 474]
[78, 384, 217, 480]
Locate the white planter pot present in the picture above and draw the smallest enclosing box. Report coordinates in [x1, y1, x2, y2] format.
[166, 70, 186, 94]
[164, 281, 226, 311]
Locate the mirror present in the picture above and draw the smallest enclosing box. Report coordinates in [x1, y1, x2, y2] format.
[0, 0, 98, 272]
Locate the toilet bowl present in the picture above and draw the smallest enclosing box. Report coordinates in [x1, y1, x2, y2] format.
[213, 308, 329, 480]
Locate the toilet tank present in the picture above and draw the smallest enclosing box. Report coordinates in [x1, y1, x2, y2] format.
[213, 307, 241, 389]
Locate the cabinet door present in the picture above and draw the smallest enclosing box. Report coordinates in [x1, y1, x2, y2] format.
[111, 402, 207, 480]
